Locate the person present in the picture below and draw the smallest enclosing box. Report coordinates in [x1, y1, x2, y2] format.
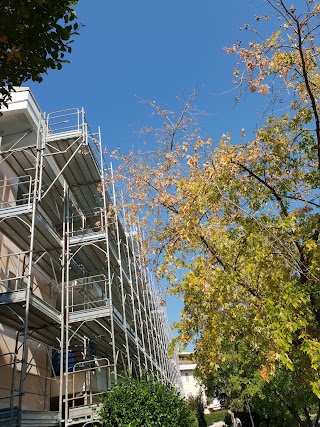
[227, 410, 237, 427]
[235, 417, 242, 427]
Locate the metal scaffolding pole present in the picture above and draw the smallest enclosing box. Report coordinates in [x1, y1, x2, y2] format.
[153, 285, 169, 382]
[58, 180, 68, 427]
[121, 203, 142, 377]
[17, 114, 45, 426]
[149, 286, 164, 379]
[64, 184, 71, 426]
[98, 130, 117, 383]
[129, 230, 148, 373]
[144, 283, 159, 373]
[110, 165, 131, 373]
[135, 237, 155, 373]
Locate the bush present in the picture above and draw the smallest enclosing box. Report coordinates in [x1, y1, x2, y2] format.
[99, 376, 197, 427]
[186, 394, 207, 427]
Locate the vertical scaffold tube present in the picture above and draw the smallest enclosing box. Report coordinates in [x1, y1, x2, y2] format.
[122, 201, 142, 377]
[59, 180, 67, 427]
[110, 164, 131, 373]
[17, 114, 43, 426]
[99, 132, 117, 382]
[64, 185, 70, 425]
[129, 230, 148, 373]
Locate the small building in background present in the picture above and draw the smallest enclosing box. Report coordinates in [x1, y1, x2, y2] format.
[178, 352, 221, 413]
[178, 352, 205, 400]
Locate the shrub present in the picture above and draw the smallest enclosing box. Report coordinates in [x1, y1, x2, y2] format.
[186, 394, 207, 427]
[99, 376, 197, 427]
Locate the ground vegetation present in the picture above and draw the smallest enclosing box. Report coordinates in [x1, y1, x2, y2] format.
[99, 376, 197, 427]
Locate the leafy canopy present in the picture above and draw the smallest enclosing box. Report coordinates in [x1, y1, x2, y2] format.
[0, 0, 79, 108]
[117, 0, 320, 424]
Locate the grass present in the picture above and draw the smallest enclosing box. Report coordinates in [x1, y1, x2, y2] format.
[204, 409, 228, 426]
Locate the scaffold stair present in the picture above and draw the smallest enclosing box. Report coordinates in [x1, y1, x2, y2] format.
[0, 406, 18, 427]
[68, 404, 102, 426]
[21, 410, 59, 426]
[0, 407, 59, 427]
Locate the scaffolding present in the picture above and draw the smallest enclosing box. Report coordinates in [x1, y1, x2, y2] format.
[0, 89, 180, 426]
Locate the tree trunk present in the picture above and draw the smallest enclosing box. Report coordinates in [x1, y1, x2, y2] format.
[273, 388, 305, 427]
[314, 400, 320, 427]
[303, 407, 312, 427]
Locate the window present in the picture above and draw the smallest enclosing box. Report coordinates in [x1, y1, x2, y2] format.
[16, 181, 29, 205]
[5, 272, 18, 291]
[185, 372, 190, 382]
[14, 176, 31, 206]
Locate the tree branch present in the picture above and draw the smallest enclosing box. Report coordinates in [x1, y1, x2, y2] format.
[233, 160, 289, 216]
[276, 0, 320, 169]
[273, 388, 305, 427]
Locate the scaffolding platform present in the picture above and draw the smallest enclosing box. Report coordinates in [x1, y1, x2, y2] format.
[0, 290, 61, 345]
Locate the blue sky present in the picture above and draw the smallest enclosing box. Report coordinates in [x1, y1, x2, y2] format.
[28, 0, 272, 346]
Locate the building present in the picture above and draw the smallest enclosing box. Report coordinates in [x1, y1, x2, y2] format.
[178, 352, 221, 412]
[0, 88, 180, 426]
[178, 352, 205, 400]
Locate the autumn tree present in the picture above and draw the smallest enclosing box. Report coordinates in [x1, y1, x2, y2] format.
[117, 0, 320, 424]
[199, 330, 320, 426]
[0, 0, 79, 109]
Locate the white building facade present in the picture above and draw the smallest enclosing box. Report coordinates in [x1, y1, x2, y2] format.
[178, 352, 221, 413]
[179, 352, 204, 400]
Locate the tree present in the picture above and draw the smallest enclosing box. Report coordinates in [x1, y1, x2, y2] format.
[0, 0, 79, 109]
[117, 0, 320, 424]
[99, 376, 197, 427]
[200, 333, 319, 426]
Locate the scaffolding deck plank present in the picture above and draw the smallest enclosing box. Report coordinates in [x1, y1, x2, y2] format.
[69, 305, 111, 323]
[46, 130, 82, 142]
[0, 204, 32, 218]
[0, 290, 61, 325]
[68, 231, 106, 246]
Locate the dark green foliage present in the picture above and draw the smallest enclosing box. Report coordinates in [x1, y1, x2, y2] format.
[99, 376, 197, 427]
[224, 412, 232, 426]
[201, 337, 320, 427]
[0, 0, 79, 109]
[186, 394, 206, 427]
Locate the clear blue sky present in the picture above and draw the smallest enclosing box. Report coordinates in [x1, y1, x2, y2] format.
[28, 0, 271, 347]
